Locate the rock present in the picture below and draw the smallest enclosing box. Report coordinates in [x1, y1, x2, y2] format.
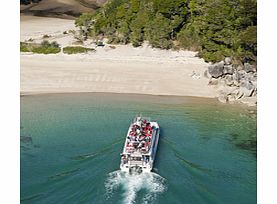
[232, 71, 239, 82]
[239, 80, 255, 97]
[244, 63, 256, 73]
[240, 79, 255, 90]
[208, 78, 219, 85]
[231, 88, 244, 100]
[223, 65, 234, 75]
[224, 57, 232, 65]
[236, 65, 244, 71]
[208, 61, 224, 78]
[233, 80, 240, 87]
[237, 70, 247, 81]
[252, 88, 257, 96]
[232, 70, 245, 85]
[218, 92, 227, 103]
[218, 78, 227, 86]
[225, 75, 234, 86]
[244, 72, 255, 81]
[204, 70, 211, 78]
[207, 59, 257, 106]
[227, 94, 237, 103]
[251, 79, 257, 89]
[220, 86, 238, 95]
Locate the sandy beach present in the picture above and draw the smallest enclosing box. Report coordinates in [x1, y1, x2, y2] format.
[20, 15, 217, 98]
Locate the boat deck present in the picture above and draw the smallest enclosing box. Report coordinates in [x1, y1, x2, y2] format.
[124, 118, 154, 154]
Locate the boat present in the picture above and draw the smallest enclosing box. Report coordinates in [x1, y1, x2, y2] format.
[120, 115, 160, 173]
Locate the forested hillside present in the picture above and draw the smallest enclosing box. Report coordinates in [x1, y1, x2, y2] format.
[75, 0, 256, 64]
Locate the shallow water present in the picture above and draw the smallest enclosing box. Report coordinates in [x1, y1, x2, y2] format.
[20, 93, 256, 204]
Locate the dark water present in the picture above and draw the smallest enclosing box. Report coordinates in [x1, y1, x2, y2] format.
[20, 93, 257, 204]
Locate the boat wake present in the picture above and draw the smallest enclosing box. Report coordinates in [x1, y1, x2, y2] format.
[105, 170, 166, 204]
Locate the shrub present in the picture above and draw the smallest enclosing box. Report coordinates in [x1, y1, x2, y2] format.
[63, 46, 95, 54]
[32, 46, 61, 54]
[42, 34, 51, 39]
[51, 41, 60, 48]
[20, 42, 38, 52]
[20, 40, 61, 54]
[32, 40, 61, 54]
[20, 42, 30, 52]
[40, 40, 51, 47]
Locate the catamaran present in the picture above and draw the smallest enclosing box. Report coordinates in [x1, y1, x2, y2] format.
[120, 115, 160, 173]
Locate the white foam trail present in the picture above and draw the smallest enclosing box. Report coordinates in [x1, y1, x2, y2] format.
[105, 170, 166, 204]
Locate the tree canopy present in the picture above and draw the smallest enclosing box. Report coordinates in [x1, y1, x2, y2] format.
[75, 0, 257, 63]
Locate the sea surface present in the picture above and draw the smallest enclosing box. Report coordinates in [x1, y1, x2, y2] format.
[20, 93, 257, 204]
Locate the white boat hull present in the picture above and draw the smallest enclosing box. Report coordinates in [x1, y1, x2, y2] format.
[120, 116, 160, 173]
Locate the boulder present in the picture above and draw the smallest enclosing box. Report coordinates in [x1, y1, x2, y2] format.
[227, 94, 237, 103]
[237, 70, 247, 81]
[218, 78, 227, 86]
[240, 79, 255, 89]
[251, 79, 257, 89]
[225, 75, 234, 86]
[232, 70, 245, 85]
[208, 78, 219, 85]
[218, 92, 227, 103]
[228, 88, 243, 100]
[244, 63, 256, 73]
[220, 86, 238, 95]
[224, 57, 232, 65]
[208, 61, 224, 78]
[232, 71, 239, 82]
[239, 80, 255, 97]
[223, 65, 234, 75]
[244, 72, 257, 82]
[236, 65, 244, 71]
[252, 88, 257, 97]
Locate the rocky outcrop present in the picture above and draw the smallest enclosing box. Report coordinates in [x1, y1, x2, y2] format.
[208, 61, 224, 78]
[244, 63, 256, 73]
[207, 57, 257, 106]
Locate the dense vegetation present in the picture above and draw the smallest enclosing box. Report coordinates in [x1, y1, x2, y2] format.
[75, 0, 256, 63]
[63, 46, 95, 54]
[20, 40, 61, 54]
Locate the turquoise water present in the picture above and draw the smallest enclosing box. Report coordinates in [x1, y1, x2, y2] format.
[20, 93, 256, 204]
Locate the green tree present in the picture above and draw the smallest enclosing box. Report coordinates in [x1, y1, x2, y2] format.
[75, 13, 95, 40]
[129, 11, 149, 46]
[75, 0, 257, 64]
[145, 13, 172, 49]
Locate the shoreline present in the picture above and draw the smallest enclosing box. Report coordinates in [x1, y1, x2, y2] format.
[20, 91, 256, 111]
